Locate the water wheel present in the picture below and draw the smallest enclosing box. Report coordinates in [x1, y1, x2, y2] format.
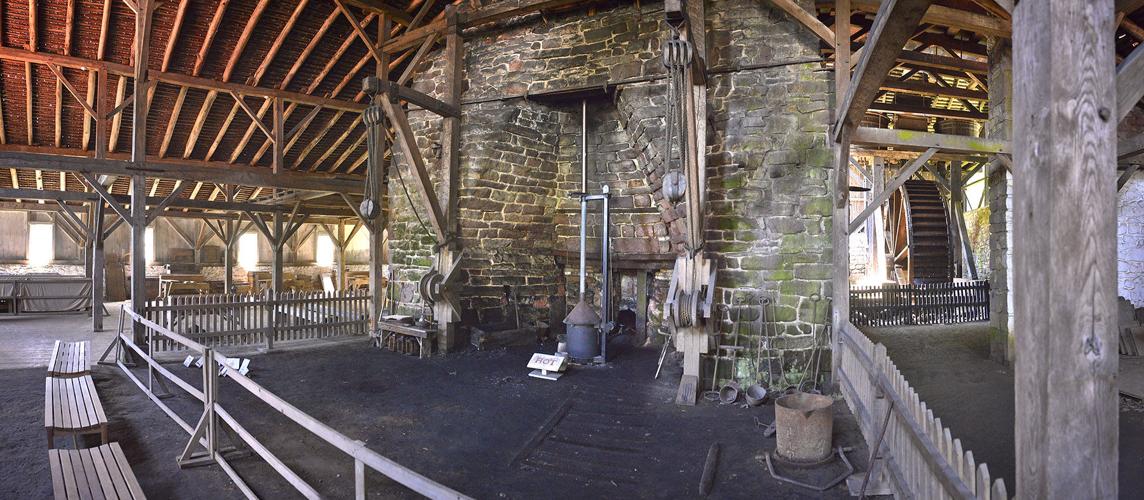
[885, 180, 952, 284]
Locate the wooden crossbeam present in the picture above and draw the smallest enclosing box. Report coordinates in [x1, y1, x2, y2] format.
[1117, 41, 1144, 123]
[1121, 131, 1144, 161]
[335, 0, 386, 63]
[848, 147, 937, 233]
[851, 126, 1008, 154]
[231, 92, 274, 141]
[145, 181, 189, 225]
[1119, 164, 1140, 191]
[835, 0, 933, 138]
[764, 0, 834, 45]
[80, 173, 132, 223]
[837, 0, 1010, 37]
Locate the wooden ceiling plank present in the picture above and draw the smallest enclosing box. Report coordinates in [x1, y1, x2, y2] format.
[328, 132, 366, 173]
[250, 0, 310, 86]
[183, 90, 219, 159]
[161, 0, 190, 72]
[223, 0, 271, 83]
[159, 86, 188, 157]
[293, 111, 345, 169]
[205, 103, 240, 161]
[194, 0, 231, 77]
[98, 0, 112, 60]
[312, 115, 362, 172]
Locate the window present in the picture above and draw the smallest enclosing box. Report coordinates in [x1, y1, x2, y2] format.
[145, 227, 156, 264]
[316, 234, 335, 267]
[27, 223, 53, 267]
[238, 232, 259, 269]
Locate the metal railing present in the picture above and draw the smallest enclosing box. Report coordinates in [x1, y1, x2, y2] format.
[104, 304, 469, 500]
[850, 280, 990, 327]
[835, 321, 1008, 499]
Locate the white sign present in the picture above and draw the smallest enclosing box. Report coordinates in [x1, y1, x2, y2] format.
[527, 353, 567, 372]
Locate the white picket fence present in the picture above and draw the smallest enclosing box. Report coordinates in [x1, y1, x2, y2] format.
[142, 290, 370, 352]
[836, 321, 1009, 499]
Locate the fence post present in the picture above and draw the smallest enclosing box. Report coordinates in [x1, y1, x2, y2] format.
[268, 289, 277, 350]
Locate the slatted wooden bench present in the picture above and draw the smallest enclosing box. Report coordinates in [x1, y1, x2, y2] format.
[45, 375, 108, 447]
[49, 442, 146, 500]
[47, 340, 90, 378]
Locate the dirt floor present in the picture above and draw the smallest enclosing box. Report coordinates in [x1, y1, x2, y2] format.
[864, 321, 1144, 497]
[2, 307, 874, 499]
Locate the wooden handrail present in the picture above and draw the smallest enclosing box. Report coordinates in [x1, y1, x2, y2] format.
[119, 305, 471, 499]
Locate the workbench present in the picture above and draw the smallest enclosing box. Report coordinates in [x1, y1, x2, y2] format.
[374, 320, 435, 359]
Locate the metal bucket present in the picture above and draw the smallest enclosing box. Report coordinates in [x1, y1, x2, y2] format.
[774, 392, 834, 463]
[566, 324, 600, 361]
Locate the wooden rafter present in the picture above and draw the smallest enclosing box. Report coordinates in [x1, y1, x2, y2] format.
[835, 0, 933, 137]
[194, 0, 231, 77]
[223, 0, 270, 82]
[161, 0, 190, 72]
[312, 115, 362, 172]
[183, 91, 218, 159]
[159, 87, 187, 157]
[250, 0, 310, 86]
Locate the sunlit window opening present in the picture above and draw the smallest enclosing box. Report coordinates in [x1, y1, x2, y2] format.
[316, 234, 335, 267]
[145, 227, 156, 264]
[27, 223, 53, 267]
[238, 232, 259, 269]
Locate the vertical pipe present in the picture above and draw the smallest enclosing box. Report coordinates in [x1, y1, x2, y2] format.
[600, 185, 610, 360]
[578, 99, 588, 298]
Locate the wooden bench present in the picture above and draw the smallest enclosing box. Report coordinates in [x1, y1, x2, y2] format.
[46, 376, 108, 447]
[47, 341, 90, 378]
[49, 442, 146, 499]
[376, 320, 435, 359]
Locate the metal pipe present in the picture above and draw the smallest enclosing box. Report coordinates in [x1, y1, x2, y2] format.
[600, 184, 610, 359]
[581, 99, 587, 194]
[578, 99, 588, 299]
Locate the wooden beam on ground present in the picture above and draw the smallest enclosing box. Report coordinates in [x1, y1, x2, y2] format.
[848, 147, 937, 233]
[1012, 2, 1118, 497]
[1116, 41, 1144, 123]
[834, 0, 934, 138]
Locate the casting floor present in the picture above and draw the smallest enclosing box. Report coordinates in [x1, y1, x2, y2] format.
[2, 307, 871, 499]
[864, 322, 1144, 497]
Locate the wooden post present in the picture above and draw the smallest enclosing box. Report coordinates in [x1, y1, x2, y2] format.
[272, 210, 284, 294]
[949, 161, 963, 278]
[368, 15, 392, 332]
[130, 0, 152, 165]
[1013, 1, 1118, 497]
[272, 97, 284, 174]
[830, 0, 851, 384]
[870, 157, 886, 281]
[336, 223, 347, 291]
[435, 6, 463, 353]
[91, 202, 105, 332]
[95, 69, 108, 160]
[130, 175, 146, 342]
[223, 220, 235, 292]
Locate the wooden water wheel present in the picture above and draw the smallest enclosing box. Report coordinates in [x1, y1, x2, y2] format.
[885, 179, 953, 284]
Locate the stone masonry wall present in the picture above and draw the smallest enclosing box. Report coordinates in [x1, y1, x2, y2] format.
[387, 0, 833, 386]
[986, 37, 1013, 365]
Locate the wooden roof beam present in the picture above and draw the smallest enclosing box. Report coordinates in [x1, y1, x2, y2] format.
[835, 0, 933, 138]
[249, 0, 310, 86]
[1117, 40, 1144, 123]
[851, 126, 1010, 154]
[193, 0, 230, 77]
[0, 47, 368, 113]
[343, 0, 414, 26]
[161, 0, 189, 72]
[827, 0, 1010, 37]
[223, 0, 270, 83]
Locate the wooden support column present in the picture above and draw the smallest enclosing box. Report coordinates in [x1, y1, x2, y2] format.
[435, 6, 463, 353]
[868, 157, 886, 280]
[1013, 1, 1118, 497]
[272, 210, 284, 294]
[223, 219, 235, 292]
[830, 0, 852, 385]
[130, 175, 146, 341]
[949, 161, 963, 277]
[91, 202, 106, 332]
[368, 15, 392, 333]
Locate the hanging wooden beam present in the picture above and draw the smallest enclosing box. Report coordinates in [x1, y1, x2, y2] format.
[848, 147, 937, 233]
[834, 0, 933, 138]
